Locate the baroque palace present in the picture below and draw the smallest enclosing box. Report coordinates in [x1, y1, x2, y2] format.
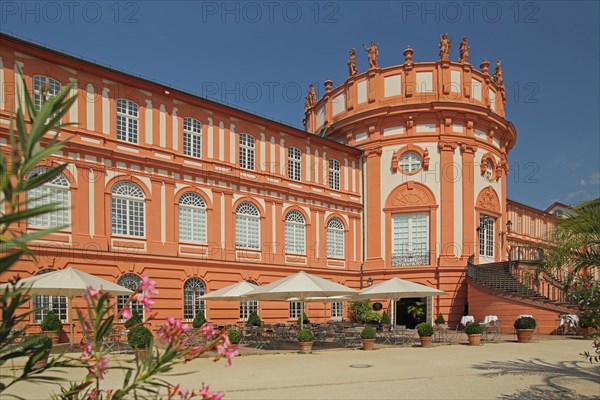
[0, 33, 573, 340]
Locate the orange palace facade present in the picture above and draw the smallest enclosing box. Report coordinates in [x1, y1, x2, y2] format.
[0, 34, 563, 339]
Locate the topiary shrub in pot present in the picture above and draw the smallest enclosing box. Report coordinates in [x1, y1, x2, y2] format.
[297, 312, 310, 327]
[514, 316, 537, 343]
[40, 309, 63, 344]
[192, 310, 206, 329]
[297, 328, 315, 354]
[246, 311, 262, 327]
[381, 311, 391, 325]
[124, 311, 143, 330]
[416, 322, 434, 347]
[435, 314, 446, 325]
[127, 325, 154, 361]
[227, 329, 241, 349]
[361, 326, 377, 350]
[22, 334, 53, 369]
[465, 322, 484, 346]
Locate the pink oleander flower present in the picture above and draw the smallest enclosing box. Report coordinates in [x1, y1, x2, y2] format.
[97, 356, 109, 380]
[139, 274, 158, 296]
[200, 322, 216, 338]
[81, 342, 93, 359]
[216, 334, 239, 367]
[87, 285, 101, 300]
[136, 292, 156, 311]
[122, 306, 132, 320]
[198, 384, 223, 400]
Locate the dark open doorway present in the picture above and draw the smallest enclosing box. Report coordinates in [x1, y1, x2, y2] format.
[395, 297, 426, 329]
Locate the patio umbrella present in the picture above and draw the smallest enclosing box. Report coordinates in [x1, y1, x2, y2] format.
[245, 271, 357, 329]
[0, 267, 133, 347]
[357, 277, 448, 328]
[198, 281, 259, 301]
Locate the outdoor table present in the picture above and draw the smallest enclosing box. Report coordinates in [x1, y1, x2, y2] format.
[517, 314, 533, 319]
[483, 315, 498, 324]
[560, 314, 578, 326]
[460, 316, 475, 326]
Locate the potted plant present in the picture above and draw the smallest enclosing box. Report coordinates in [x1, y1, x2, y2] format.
[227, 329, 241, 350]
[361, 326, 377, 350]
[246, 311, 262, 327]
[381, 311, 391, 326]
[22, 334, 53, 369]
[124, 311, 143, 330]
[465, 322, 484, 346]
[514, 316, 536, 343]
[416, 322, 434, 347]
[297, 312, 310, 326]
[127, 325, 153, 361]
[192, 309, 207, 329]
[434, 314, 447, 331]
[297, 328, 315, 354]
[579, 310, 599, 339]
[40, 309, 63, 344]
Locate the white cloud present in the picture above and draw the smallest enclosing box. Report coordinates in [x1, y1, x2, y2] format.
[579, 171, 600, 187]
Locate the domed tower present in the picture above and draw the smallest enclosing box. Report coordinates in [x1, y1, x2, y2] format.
[304, 37, 516, 325]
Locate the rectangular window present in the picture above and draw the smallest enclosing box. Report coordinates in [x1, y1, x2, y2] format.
[183, 118, 202, 158]
[384, 75, 402, 97]
[116, 99, 139, 144]
[328, 159, 340, 190]
[472, 79, 482, 101]
[392, 212, 429, 266]
[416, 72, 433, 93]
[332, 92, 346, 115]
[517, 215, 522, 233]
[530, 219, 536, 236]
[288, 147, 301, 181]
[479, 215, 494, 257]
[240, 300, 258, 321]
[450, 70, 461, 93]
[239, 134, 255, 171]
[331, 302, 344, 319]
[542, 223, 547, 240]
[289, 301, 302, 320]
[357, 80, 367, 104]
[33, 295, 67, 322]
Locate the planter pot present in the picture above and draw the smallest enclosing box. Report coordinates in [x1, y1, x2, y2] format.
[299, 341, 313, 354]
[467, 334, 482, 346]
[362, 339, 375, 350]
[580, 327, 595, 339]
[516, 329, 535, 343]
[419, 336, 432, 348]
[30, 351, 50, 369]
[134, 348, 148, 362]
[42, 330, 61, 344]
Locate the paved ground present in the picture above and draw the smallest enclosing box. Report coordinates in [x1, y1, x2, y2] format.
[3, 336, 599, 399]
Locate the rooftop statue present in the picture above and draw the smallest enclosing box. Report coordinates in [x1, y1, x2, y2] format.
[458, 36, 469, 63]
[347, 48, 358, 76]
[304, 84, 316, 113]
[362, 41, 379, 69]
[493, 59, 504, 88]
[439, 33, 451, 61]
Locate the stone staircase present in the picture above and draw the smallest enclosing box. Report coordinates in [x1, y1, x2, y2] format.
[467, 258, 578, 314]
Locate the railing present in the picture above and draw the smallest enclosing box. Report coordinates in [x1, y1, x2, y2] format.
[508, 245, 545, 262]
[391, 253, 430, 267]
[510, 265, 574, 305]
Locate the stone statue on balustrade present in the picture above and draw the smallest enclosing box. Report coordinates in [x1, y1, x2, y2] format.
[492, 60, 504, 88]
[458, 36, 469, 63]
[304, 84, 317, 114]
[362, 41, 379, 69]
[439, 33, 451, 61]
[347, 48, 358, 76]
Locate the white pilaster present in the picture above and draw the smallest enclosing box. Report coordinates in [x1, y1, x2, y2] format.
[86, 84, 95, 131]
[101, 88, 110, 134]
[159, 104, 166, 147]
[145, 100, 153, 144]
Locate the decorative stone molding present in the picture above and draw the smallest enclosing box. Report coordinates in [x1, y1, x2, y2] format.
[385, 181, 436, 209]
[480, 152, 498, 181]
[476, 186, 500, 214]
[364, 148, 382, 158]
[438, 141, 458, 152]
[459, 143, 478, 154]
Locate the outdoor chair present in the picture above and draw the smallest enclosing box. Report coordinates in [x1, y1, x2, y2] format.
[105, 326, 128, 353]
[482, 320, 502, 342]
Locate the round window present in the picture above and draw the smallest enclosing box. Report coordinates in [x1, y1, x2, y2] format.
[399, 152, 422, 173]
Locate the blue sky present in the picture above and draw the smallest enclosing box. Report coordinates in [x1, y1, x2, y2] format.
[2, 1, 598, 210]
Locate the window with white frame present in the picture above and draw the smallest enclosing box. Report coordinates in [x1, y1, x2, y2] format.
[530, 219, 536, 236]
[178, 192, 207, 243]
[116, 99, 139, 143]
[517, 215, 522, 233]
[398, 152, 422, 173]
[117, 274, 143, 321]
[329, 159, 340, 190]
[392, 213, 429, 266]
[479, 215, 494, 257]
[542, 222, 547, 240]
[239, 134, 255, 170]
[183, 117, 202, 158]
[485, 159, 494, 180]
[284, 210, 306, 254]
[331, 301, 344, 319]
[235, 202, 260, 249]
[27, 167, 70, 229]
[111, 182, 145, 237]
[326, 218, 344, 258]
[289, 301, 302, 320]
[288, 147, 301, 181]
[183, 277, 206, 321]
[33, 269, 67, 323]
[33, 76, 61, 111]
[240, 280, 259, 321]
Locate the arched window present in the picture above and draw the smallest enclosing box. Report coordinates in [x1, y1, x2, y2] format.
[33, 76, 61, 111]
[33, 269, 67, 323]
[116, 99, 139, 144]
[240, 280, 258, 321]
[235, 202, 260, 249]
[117, 274, 143, 321]
[183, 118, 202, 158]
[326, 218, 344, 258]
[288, 147, 301, 181]
[239, 134, 255, 170]
[285, 210, 305, 254]
[27, 167, 70, 229]
[111, 182, 145, 237]
[178, 192, 207, 243]
[328, 159, 340, 190]
[183, 277, 206, 321]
